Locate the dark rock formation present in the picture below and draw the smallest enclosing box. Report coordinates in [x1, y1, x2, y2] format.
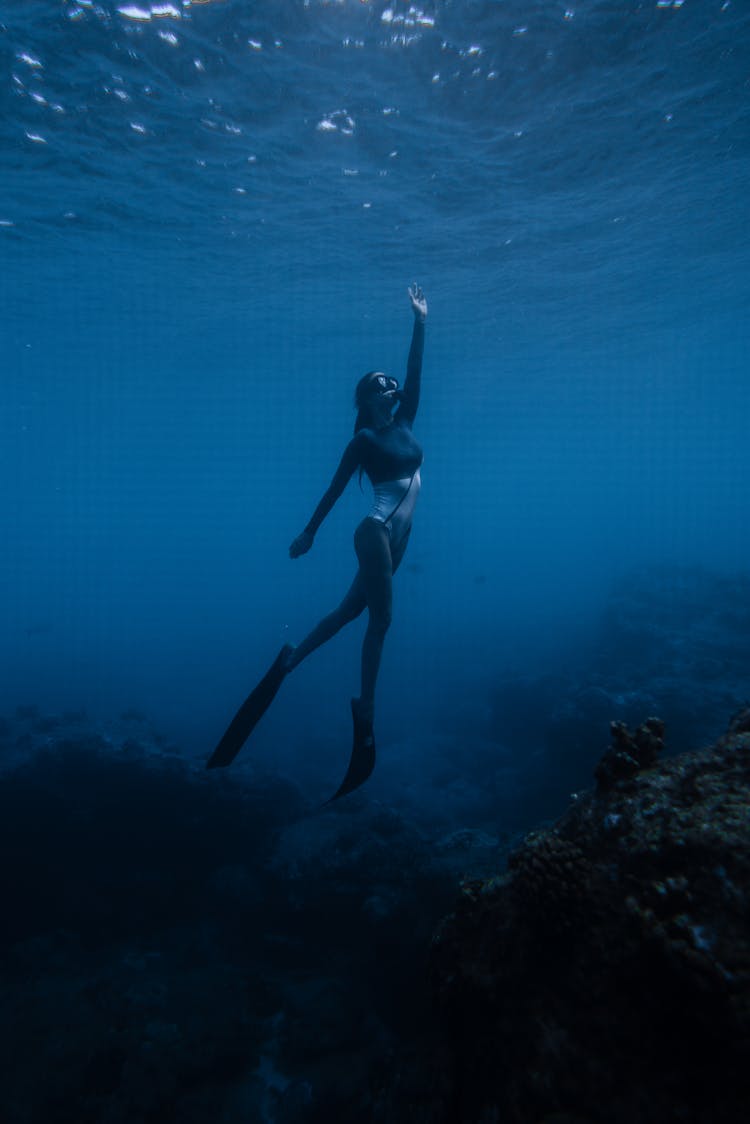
[0, 722, 490, 1124]
[5, 693, 750, 1123]
[593, 715, 664, 790]
[426, 711, 750, 1124]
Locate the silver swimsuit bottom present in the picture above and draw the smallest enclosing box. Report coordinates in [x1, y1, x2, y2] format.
[368, 468, 421, 550]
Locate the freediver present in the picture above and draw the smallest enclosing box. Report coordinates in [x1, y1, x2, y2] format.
[207, 284, 428, 800]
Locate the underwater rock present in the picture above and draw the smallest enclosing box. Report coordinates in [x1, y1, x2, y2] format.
[425, 709, 750, 1124]
[0, 726, 477, 1124]
[593, 715, 665, 791]
[507, 833, 595, 936]
[0, 734, 307, 1123]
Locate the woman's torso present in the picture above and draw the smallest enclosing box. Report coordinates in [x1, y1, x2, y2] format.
[360, 421, 423, 547]
[359, 420, 423, 483]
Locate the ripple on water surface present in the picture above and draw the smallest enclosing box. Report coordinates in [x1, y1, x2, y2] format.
[0, 0, 748, 323]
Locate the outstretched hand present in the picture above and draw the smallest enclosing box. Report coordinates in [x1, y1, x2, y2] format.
[289, 530, 314, 559]
[408, 282, 427, 322]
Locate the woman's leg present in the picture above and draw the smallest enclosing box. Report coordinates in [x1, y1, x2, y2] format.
[390, 526, 411, 575]
[353, 518, 394, 720]
[284, 571, 367, 672]
[285, 519, 409, 687]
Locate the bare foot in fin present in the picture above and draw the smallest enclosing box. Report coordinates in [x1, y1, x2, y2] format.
[351, 697, 374, 747]
[324, 698, 376, 803]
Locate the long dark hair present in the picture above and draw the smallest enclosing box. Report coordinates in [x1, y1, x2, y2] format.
[353, 371, 380, 486]
[353, 371, 380, 434]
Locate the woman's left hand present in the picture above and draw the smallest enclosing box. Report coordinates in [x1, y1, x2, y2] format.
[408, 283, 427, 321]
[289, 529, 314, 558]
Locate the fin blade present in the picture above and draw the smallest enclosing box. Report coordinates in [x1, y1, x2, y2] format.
[206, 646, 290, 769]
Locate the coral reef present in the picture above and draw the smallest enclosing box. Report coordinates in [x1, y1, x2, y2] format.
[425, 710, 750, 1124]
[593, 715, 664, 790]
[507, 833, 595, 935]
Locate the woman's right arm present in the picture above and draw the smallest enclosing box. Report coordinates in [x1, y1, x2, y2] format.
[394, 284, 427, 427]
[289, 433, 365, 558]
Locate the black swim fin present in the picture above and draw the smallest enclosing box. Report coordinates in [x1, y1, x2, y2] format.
[325, 698, 376, 803]
[206, 645, 293, 769]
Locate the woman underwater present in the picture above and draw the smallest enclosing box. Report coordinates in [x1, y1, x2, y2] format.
[208, 284, 428, 800]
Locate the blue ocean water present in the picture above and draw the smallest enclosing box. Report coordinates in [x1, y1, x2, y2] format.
[2, 4, 750, 1120]
[2, 0, 749, 773]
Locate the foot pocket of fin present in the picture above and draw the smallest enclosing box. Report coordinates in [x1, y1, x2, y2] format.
[324, 699, 376, 803]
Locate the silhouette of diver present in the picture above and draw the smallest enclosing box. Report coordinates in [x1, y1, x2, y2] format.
[207, 285, 428, 800]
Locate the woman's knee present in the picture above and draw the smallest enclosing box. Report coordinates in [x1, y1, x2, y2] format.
[338, 597, 366, 626]
[335, 580, 367, 626]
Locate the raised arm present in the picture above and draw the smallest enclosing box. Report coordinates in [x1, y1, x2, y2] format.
[289, 433, 365, 558]
[394, 283, 428, 427]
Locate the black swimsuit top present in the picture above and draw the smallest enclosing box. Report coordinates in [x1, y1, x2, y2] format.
[358, 419, 423, 484]
[304, 318, 425, 538]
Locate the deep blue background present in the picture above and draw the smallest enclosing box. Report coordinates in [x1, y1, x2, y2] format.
[2, 0, 748, 797]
